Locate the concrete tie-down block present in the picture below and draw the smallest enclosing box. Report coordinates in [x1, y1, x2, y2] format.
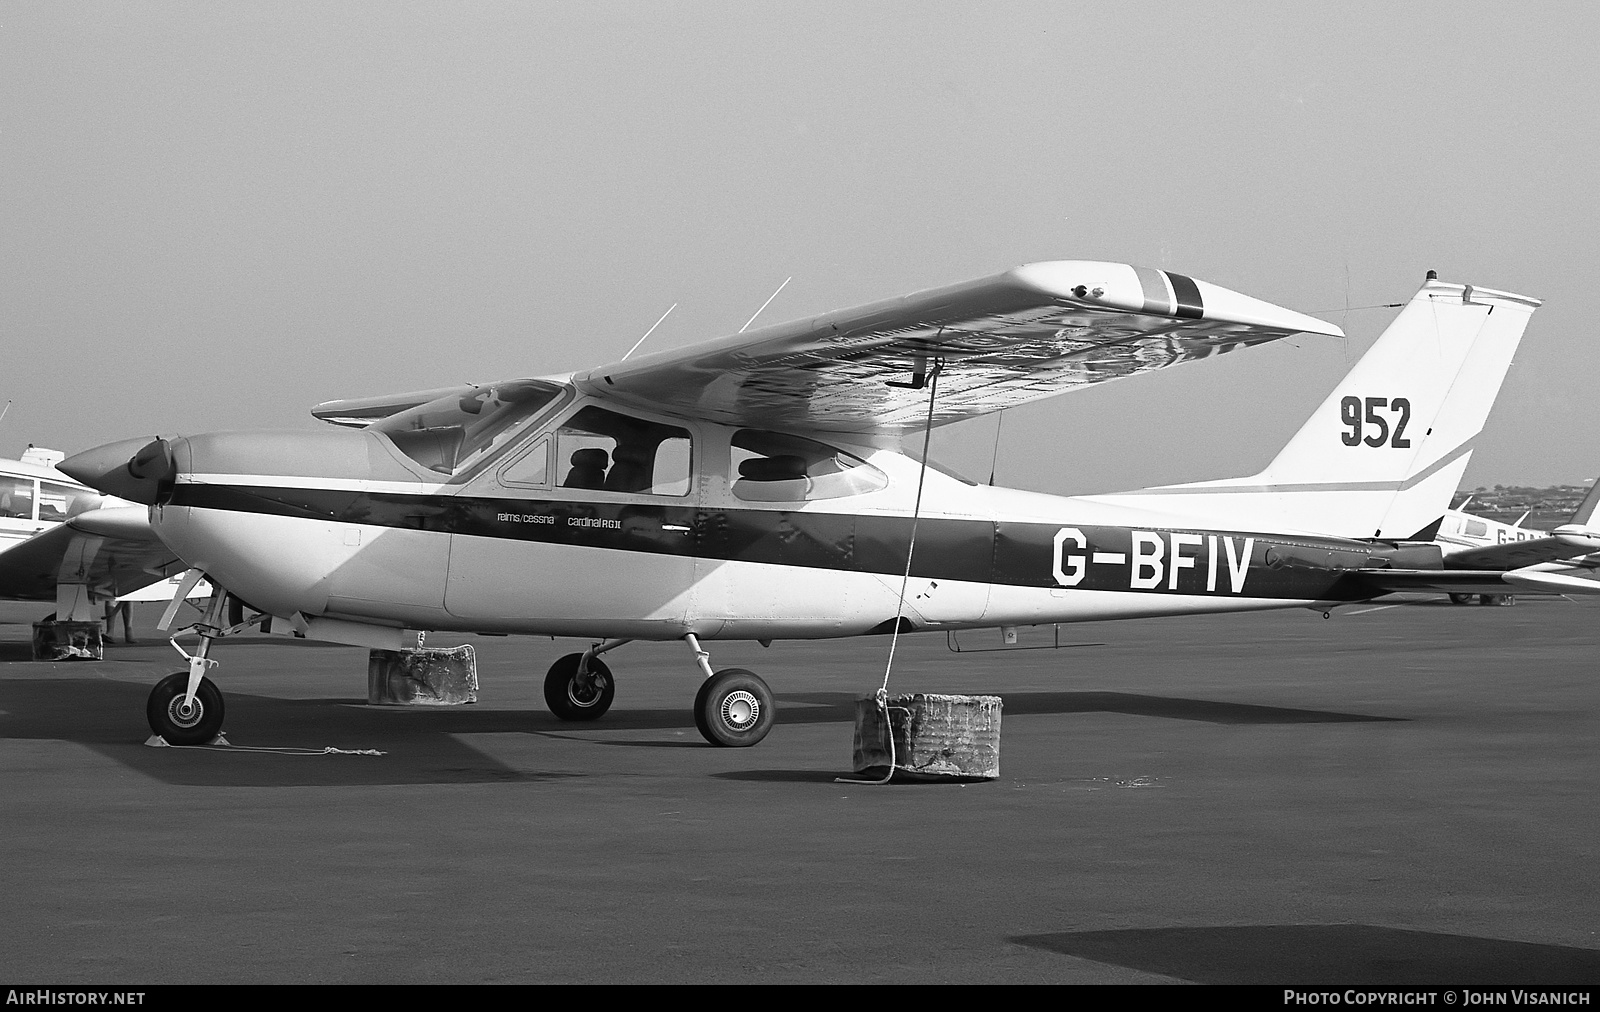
[853, 693, 1001, 780]
[32, 620, 105, 661]
[367, 645, 478, 705]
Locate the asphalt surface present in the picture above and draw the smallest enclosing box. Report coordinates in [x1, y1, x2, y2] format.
[1, 596, 1598, 984]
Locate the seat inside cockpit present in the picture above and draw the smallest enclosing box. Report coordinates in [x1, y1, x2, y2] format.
[552, 406, 692, 496]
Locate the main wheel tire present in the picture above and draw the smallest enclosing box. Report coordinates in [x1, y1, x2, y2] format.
[1448, 593, 1473, 605]
[694, 668, 774, 747]
[146, 671, 225, 746]
[544, 653, 615, 721]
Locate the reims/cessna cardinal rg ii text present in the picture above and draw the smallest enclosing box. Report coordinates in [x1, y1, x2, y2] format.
[61, 262, 1568, 747]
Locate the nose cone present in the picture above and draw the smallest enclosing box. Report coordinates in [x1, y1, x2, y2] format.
[59, 436, 177, 505]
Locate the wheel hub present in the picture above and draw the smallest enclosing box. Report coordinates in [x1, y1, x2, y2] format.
[166, 696, 203, 729]
[719, 690, 759, 731]
[568, 672, 608, 708]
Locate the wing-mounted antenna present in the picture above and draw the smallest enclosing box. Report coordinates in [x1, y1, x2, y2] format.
[739, 277, 791, 333]
[622, 303, 678, 362]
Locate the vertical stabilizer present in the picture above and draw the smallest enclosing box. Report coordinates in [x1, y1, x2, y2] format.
[1094, 276, 1541, 539]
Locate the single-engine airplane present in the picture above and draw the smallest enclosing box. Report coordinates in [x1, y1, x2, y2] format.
[61, 261, 1581, 747]
[1428, 486, 1600, 604]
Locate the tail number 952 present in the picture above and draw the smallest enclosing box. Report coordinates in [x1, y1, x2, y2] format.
[1340, 396, 1411, 448]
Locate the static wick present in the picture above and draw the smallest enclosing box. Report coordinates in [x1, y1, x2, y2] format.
[621, 303, 678, 362]
[739, 277, 791, 333]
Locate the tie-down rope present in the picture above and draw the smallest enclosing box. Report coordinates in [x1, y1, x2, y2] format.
[838, 358, 943, 785]
[146, 737, 385, 755]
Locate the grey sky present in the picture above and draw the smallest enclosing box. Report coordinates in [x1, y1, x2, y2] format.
[3, 2, 1595, 495]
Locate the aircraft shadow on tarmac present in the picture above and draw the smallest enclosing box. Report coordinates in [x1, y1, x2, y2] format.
[1010, 925, 1600, 985]
[1, 678, 1403, 788]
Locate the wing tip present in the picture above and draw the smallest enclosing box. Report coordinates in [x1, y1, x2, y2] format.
[1010, 260, 1343, 339]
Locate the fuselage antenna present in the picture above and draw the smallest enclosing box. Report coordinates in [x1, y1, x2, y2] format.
[621, 303, 678, 362]
[739, 277, 792, 333]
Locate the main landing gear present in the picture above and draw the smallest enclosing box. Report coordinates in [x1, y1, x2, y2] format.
[1449, 593, 1516, 606]
[543, 633, 775, 747]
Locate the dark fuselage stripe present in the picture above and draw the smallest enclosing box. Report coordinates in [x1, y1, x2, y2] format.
[168, 482, 1398, 603]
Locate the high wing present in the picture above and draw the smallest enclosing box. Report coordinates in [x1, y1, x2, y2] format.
[571, 261, 1343, 435]
[0, 508, 187, 601]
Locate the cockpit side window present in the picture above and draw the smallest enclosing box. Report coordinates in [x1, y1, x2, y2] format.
[372, 379, 563, 477]
[554, 406, 693, 497]
[730, 429, 888, 502]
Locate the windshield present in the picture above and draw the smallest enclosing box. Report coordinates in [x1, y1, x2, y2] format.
[373, 379, 564, 476]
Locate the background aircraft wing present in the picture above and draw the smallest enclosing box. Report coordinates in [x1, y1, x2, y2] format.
[1442, 537, 1596, 571]
[0, 508, 186, 601]
[572, 260, 1343, 435]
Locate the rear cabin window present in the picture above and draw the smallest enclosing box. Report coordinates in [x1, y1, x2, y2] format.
[730, 430, 888, 502]
[553, 406, 692, 497]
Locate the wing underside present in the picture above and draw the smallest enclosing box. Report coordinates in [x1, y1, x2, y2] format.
[0, 515, 185, 602]
[574, 261, 1342, 434]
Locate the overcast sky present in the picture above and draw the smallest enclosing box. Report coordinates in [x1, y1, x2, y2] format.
[3, 2, 1596, 495]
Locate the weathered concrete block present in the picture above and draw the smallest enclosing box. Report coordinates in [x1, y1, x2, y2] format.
[853, 693, 1001, 780]
[31, 620, 104, 661]
[368, 645, 477, 705]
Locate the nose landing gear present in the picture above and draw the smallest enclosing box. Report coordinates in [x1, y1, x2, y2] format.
[146, 574, 268, 746]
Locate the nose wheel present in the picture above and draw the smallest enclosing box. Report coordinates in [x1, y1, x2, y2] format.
[147, 671, 225, 745]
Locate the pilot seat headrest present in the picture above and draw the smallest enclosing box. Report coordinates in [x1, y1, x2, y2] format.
[738, 455, 808, 481]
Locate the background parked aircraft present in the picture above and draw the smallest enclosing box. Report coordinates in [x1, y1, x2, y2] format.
[0, 446, 207, 636]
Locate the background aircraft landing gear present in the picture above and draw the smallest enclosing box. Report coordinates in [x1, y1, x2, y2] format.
[146, 671, 225, 745]
[694, 668, 774, 747]
[544, 652, 615, 720]
[1449, 593, 1474, 605]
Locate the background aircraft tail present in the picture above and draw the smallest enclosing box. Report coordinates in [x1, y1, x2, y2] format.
[1095, 274, 1542, 539]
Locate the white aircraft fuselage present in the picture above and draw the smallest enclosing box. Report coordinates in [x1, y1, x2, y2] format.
[127, 410, 1405, 646]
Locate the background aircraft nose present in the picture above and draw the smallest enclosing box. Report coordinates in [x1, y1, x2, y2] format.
[59, 436, 177, 505]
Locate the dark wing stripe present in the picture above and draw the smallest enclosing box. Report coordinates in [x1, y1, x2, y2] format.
[1164, 271, 1205, 320]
